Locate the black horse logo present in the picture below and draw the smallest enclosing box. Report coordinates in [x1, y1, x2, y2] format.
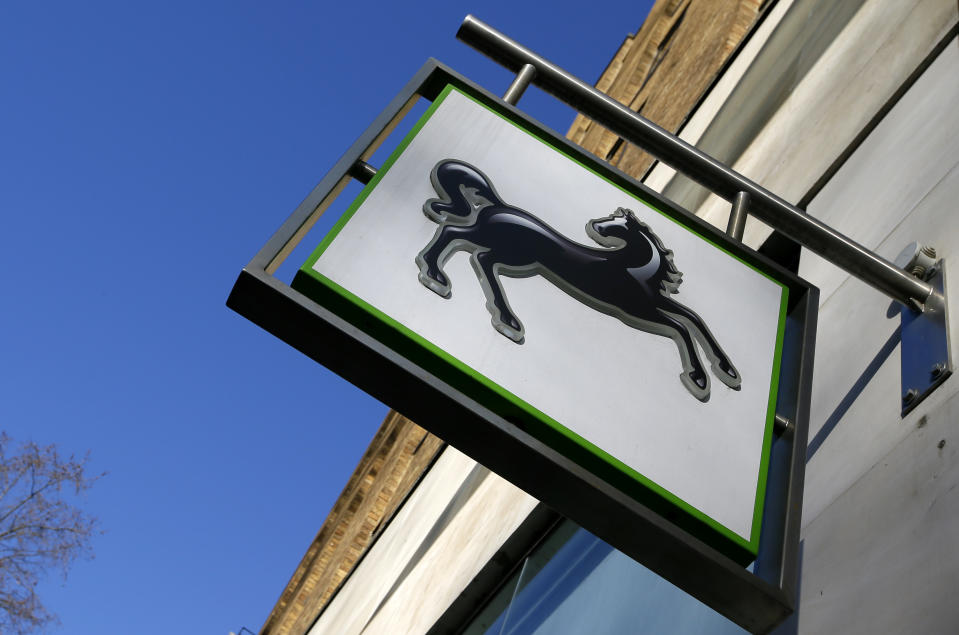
[415, 159, 740, 401]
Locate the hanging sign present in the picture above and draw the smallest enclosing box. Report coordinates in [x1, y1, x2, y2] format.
[290, 85, 788, 562]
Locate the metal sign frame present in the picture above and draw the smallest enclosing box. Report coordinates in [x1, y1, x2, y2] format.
[227, 61, 817, 634]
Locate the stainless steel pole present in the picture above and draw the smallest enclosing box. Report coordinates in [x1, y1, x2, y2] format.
[457, 15, 934, 310]
[503, 63, 537, 105]
[727, 191, 749, 241]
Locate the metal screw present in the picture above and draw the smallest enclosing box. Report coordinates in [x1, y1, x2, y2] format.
[932, 363, 947, 379]
[903, 389, 919, 405]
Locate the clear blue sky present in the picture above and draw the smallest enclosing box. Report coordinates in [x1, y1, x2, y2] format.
[0, 2, 652, 633]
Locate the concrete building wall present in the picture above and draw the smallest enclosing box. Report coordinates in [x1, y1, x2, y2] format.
[307, 453, 538, 634]
[787, 40, 959, 635]
[685, 0, 957, 248]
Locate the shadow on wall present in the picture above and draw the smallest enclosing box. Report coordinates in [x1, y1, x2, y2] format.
[806, 324, 901, 462]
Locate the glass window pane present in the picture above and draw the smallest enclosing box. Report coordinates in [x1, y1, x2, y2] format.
[463, 521, 746, 635]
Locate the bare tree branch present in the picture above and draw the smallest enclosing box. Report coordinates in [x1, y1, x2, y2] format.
[0, 433, 102, 633]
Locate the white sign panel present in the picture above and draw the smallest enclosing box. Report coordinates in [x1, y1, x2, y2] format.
[294, 86, 788, 560]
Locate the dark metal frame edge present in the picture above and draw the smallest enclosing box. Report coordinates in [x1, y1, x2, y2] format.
[226, 59, 816, 635]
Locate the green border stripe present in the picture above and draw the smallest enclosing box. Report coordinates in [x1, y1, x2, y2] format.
[294, 83, 789, 561]
[749, 286, 789, 545]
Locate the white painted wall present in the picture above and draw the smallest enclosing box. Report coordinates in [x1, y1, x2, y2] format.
[784, 38, 959, 635]
[652, 2, 959, 630]
[689, 0, 957, 250]
[308, 448, 538, 635]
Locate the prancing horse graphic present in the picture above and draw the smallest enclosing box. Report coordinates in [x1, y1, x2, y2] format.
[415, 159, 740, 401]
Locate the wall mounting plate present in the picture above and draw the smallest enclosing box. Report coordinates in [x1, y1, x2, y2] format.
[901, 261, 951, 416]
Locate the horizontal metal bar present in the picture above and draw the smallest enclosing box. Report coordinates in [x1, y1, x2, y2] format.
[456, 15, 934, 311]
[248, 83, 421, 275]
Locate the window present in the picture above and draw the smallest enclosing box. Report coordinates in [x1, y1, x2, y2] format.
[461, 520, 747, 635]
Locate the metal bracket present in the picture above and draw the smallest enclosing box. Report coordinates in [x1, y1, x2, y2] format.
[901, 259, 951, 416]
[226, 60, 818, 635]
[456, 15, 935, 313]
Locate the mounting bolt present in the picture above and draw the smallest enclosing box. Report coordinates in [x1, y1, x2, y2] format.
[903, 389, 919, 405]
[932, 363, 947, 379]
[894, 242, 938, 280]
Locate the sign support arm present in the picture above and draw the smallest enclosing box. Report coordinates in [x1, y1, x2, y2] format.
[456, 15, 934, 312]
